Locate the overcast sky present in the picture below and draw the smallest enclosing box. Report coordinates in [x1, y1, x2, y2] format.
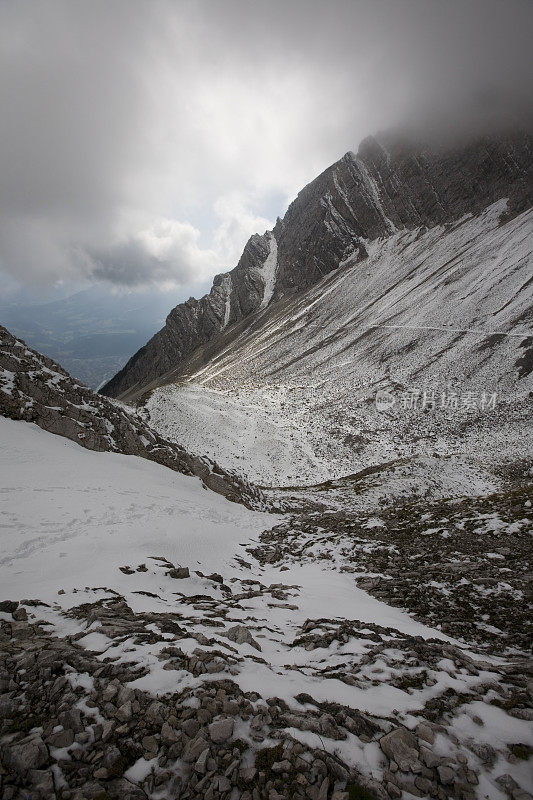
[1, 0, 532, 298]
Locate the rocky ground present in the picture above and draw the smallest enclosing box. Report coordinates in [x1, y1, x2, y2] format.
[1, 499, 532, 800]
[258, 482, 533, 654]
[1, 326, 532, 799]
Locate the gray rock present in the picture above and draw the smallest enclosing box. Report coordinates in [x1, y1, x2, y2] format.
[115, 700, 133, 721]
[29, 769, 54, 793]
[379, 727, 421, 772]
[216, 775, 231, 792]
[47, 728, 75, 748]
[415, 722, 435, 744]
[208, 717, 234, 743]
[224, 624, 262, 651]
[142, 735, 158, 755]
[495, 773, 533, 800]
[182, 718, 200, 738]
[116, 685, 135, 706]
[194, 747, 210, 774]
[168, 566, 190, 579]
[6, 736, 49, 772]
[437, 764, 456, 784]
[101, 720, 115, 741]
[415, 776, 433, 793]
[93, 767, 109, 780]
[59, 708, 83, 733]
[0, 694, 16, 716]
[509, 708, 533, 721]
[102, 745, 123, 772]
[420, 745, 440, 769]
[0, 600, 18, 613]
[272, 759, 292, 773]
[182, 735, 210, 763]
[145, 700, 166, 724]
[468, 741, 497, 765]
[161, 721, 179, 743]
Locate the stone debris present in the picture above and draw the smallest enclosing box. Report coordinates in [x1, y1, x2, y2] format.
[1, 589, 532, 800]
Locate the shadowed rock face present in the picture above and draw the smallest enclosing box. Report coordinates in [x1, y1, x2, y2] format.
[0, 326, 265, 508]
[101, 131, 532, 400]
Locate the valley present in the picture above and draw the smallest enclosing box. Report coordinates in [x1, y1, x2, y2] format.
[1, 130, 532, 800]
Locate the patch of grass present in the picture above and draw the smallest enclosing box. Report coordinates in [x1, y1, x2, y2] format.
[231, 738, 249, 754]
[509, 743, 532, 760]
[255, 742, 284, 773]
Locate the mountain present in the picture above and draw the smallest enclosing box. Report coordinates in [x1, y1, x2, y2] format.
[101, 130, 532, 400]
[2, 131, 533, 800]
[0, 285, 175, 389]
[144, 196, 532, 488]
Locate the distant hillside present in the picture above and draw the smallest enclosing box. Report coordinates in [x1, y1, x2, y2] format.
[0, 285, 175, 388]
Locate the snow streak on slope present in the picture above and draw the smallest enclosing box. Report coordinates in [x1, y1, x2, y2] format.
[221, 274, 232, 329]
[259, 232, 278, 309]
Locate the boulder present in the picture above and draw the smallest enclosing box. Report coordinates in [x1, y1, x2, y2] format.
[224, 624, 262, 651]
[208, 717, 234, 743]
[6, 736, 49, 773]
[379, 727, 421, 772]
[168, 567, 190, 579]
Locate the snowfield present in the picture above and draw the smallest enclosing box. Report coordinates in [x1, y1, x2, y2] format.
[0, 418, 271, 603]
[1, 417, 532, 799]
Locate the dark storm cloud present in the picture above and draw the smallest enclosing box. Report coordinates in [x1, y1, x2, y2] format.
[1, 0, 532, 289]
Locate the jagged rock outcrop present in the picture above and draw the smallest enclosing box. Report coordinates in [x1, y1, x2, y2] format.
[101, 130, 532, 400]
[0, 326, 264, 508]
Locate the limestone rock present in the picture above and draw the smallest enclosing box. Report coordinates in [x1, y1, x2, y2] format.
[379, 727, 421, 772]
[208, 717, 234, 743]
[224, 623, 262, 651]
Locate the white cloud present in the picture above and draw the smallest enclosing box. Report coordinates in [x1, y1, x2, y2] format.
[1, 0, 531, 291]
[212, 194, 274, 270]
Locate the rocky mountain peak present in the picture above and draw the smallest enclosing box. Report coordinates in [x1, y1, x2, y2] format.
[101, 129, 532, 401]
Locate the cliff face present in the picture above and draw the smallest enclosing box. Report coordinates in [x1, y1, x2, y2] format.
[101, 131, 532, 400]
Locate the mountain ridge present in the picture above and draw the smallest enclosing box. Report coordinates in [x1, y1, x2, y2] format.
[101, 129, 532, 400]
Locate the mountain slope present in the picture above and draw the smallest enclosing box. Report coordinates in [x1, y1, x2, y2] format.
[144, 199, 532, 487]
[101, 131, 533, 400]
[0, 325, 263, 507]
[2, 133, 533, 800]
